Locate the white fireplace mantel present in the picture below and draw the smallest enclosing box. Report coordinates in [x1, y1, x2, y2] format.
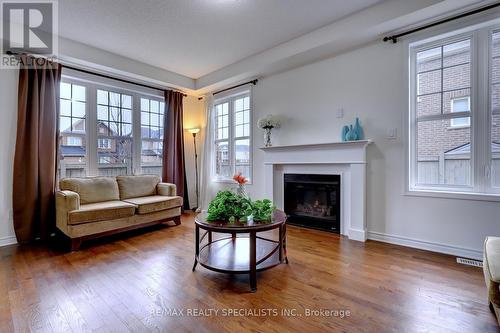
[260, 140, 372, 242]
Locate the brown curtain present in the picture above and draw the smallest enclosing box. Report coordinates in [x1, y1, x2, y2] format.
[13, 55, 61, 242]
[163, 90, 189, 210]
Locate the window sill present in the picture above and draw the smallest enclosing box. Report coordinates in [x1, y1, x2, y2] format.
[406, 188, 500, 202]
[446, 125, 470, 130]
[212, 178, 253, 186]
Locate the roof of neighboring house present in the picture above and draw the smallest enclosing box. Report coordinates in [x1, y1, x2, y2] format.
[142, 149, 162, 156]
[445, 142, 500, 155]
[141, 127, 164, 139]
[60, 145, 85, 157]
[63, 125, 163, 140]
[61, 120, 116, 135]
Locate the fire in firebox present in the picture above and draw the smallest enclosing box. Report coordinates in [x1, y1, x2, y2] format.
[284, 174, 340, 233]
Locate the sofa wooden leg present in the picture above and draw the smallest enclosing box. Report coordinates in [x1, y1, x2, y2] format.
[173, 216, 181, 226]
[71, 238, 82, 251]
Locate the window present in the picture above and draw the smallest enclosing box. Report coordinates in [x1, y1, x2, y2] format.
[409, 23, 500, 197]
[215, 102, 230, 179]
[57, 71, 167, 180]
[413, 38, 472, 187]
[213, 90, 252, 182]
[66, 136, 82, 146]
[450, 97, 470, 127]
[140, 98, 165, 177]
[59, 82, 87, 178]
[97, 138, 111, 149]
[97, 89, 133, 176]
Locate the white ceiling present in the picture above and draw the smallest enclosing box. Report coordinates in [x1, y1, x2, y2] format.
[58, 0, 382, 79]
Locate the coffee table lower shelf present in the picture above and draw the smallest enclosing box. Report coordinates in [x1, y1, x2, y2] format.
[193, 211, 288, 292]
[197, 237, 281, 274]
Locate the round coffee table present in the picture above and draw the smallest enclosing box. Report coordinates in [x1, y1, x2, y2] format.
[192, 209, 288, 292]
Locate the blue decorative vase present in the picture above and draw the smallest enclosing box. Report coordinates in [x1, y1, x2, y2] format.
[341, 125, 349, 141]
[353, 117, 363, 140]
[346, 125, 356, 141]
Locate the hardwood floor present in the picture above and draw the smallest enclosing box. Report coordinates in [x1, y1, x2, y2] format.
[0, 212, 497, 333]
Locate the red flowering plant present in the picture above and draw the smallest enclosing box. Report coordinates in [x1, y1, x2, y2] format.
[233, 172, 248, 185]
[233, 172, 248, 197]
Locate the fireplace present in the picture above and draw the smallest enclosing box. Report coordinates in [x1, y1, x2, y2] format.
[283, 174, 340, 233]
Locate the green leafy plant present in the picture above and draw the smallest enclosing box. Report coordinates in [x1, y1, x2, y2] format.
[251, 199, 274, 222]
[206, 191, 275, 222]
[206, 191, 252, 222]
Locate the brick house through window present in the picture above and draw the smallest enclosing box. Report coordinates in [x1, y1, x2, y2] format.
[415, 39, 473, 186]
[412, 27, 500, 192]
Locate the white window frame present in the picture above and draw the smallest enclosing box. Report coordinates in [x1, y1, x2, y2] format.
[139, 97, 165, 174]
[59, 68, 165, 179]
[408, 20, 500, 201]
[450, 96, 471, 128]
[95, 87, 135, 175]
[212, 88, 253, 183]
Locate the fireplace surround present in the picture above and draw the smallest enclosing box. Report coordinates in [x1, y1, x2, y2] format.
[261, 140, 371, 241]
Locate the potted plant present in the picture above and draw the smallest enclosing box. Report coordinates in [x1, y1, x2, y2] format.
[206, 174, 275, 223]
[258, 115, 281, 147]
[233, 172, 248, 197]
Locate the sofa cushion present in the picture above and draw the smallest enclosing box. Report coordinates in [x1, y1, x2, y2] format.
[60, 177, 120, 204]
[68, 201, 136, 225]
[116, 175, 160, 200]
[485, 237, 500, 283]
[123, 195, 183, 215]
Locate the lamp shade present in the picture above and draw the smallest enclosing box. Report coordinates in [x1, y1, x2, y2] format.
[188, 128, 200, 134]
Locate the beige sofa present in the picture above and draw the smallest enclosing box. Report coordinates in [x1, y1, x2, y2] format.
[484, 236, 500, 326]
[56, 175, 182, 250]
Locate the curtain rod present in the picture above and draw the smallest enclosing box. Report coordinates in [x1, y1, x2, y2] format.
[383, 2, 500, 43]
[213, 79, 258, 96]
[5, 51, 188, 97]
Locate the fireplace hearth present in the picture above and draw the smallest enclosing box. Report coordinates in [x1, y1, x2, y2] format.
[283, 174, 340, 233]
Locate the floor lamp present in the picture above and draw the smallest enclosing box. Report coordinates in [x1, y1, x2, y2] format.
[188, 128, 200, 211]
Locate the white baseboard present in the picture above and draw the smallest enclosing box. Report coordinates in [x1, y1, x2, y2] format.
[367, 231, 483, 260]
[348, 228, 367, 242]
[0, 235, 17, 247]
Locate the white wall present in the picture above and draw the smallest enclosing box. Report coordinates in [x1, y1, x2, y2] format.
[0, 69, 18, 246]
[241, 41, 498, 259]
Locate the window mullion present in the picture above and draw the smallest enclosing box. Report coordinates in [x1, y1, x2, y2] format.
[440, 45, 444, 116]
[417, 112, 471, 122]
[230, 97, 235, 176]
[472, 31, 480, 191]
[474, 28, 490, 192]
[132, 92, 141, 175]
[484, 27, 498, 193]
[87, 83, 98, 176]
